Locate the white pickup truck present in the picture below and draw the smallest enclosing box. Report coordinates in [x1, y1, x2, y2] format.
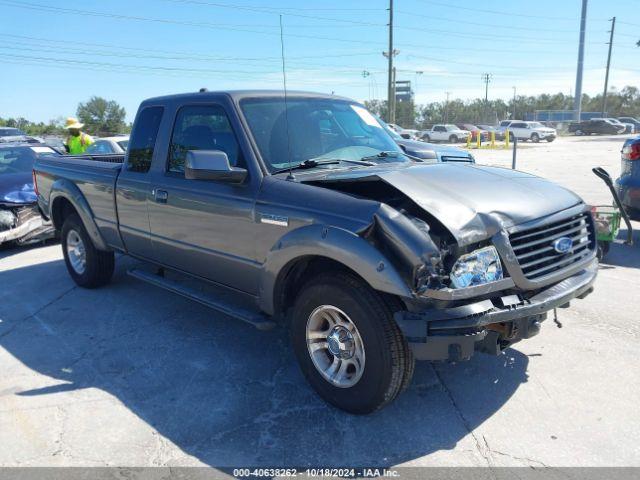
[420, 124, 470, 143]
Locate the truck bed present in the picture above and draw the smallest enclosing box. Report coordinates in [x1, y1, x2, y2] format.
[34, 154, 124, 247]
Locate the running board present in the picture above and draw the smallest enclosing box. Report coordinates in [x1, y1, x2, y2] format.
[127, 267, 276, 331]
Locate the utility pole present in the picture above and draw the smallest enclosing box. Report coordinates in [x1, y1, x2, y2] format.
[444, 91, 450, 123]
[574, 0, 588, 121]
[414, 70, 423, 99]
[602, 16, 616, 116]
[362, 70, 371, 101]
[512, 86, 517, 119]
[482, 74, 492, 123]
[385, 0, 396, 124]
[482, 73, 492, 102]
[391, 67, 396, 124]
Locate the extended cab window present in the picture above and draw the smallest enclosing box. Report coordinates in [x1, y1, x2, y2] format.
[168, 105, 243, 174]
[127, 106, 164, 173]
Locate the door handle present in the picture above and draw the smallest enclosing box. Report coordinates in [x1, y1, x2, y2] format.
[153, 189, 168, 204]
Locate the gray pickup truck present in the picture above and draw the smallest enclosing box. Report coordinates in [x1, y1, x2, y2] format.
[34, 90, 598, 414]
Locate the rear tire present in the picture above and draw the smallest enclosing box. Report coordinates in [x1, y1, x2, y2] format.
[61, 214, 114, 288]
[290, 272, 414, 414]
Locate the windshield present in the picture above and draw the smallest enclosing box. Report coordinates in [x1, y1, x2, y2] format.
[529, 122, 545, 128]
[240, 97, 408, 172]
[0, 128, 26, 137]
[445, 125, 459, 131]
[0, 147, 37, 174]
[377, 118, 403, 140]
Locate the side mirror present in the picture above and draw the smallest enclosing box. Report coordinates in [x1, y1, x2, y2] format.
[185, 150, 247, 183]
[400, 133, 412, 139]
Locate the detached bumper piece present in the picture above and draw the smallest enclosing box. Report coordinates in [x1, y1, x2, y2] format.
[396, 260, 597, 362]
[0, 204, 54, 246]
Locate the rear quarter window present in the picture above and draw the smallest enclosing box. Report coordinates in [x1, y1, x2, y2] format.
[127, 106, 164, 173]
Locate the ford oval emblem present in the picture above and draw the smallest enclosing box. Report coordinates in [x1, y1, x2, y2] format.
[552, 237, 573, 254]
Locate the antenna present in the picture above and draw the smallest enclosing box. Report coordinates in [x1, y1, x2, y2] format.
[279, 15, 294, 180]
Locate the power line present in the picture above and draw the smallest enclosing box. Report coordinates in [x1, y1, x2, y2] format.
[163, 0, 386, 26]
[0, 33, 379, 61]
[395, 9, 579, 33]
[0, 0, 605, 50]
[0, 34, 379, 67]
[418, 0, 585, 21]
[0, 0, 385, 47]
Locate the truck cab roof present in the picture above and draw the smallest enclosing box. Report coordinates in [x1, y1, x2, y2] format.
[141, 90, 352, 107]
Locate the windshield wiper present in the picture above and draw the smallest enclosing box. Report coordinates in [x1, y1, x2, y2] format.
[271, 158, 374, 174]
[360, 150, 401, 162]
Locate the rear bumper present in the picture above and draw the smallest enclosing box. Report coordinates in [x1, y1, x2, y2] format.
[395, 259, 598, 361]
[617, 176, 640, 210]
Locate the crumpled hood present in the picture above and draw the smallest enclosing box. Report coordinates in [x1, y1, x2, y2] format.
[307, 163, 583, 245]
[0, 173, 36, 204]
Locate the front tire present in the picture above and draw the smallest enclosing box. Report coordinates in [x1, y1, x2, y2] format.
[449, 135, 457, 143]
[290, 272, 414, 414]
[61, 214, 114, 288]
[531, 133, 540, 143]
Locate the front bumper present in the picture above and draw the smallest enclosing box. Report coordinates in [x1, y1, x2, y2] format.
[395, 259, 597, 361]
[0, 204, 55, 245]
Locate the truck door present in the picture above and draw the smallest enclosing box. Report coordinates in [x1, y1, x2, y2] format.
[115, 106, 164, 257]
[146, 103, 260, 294]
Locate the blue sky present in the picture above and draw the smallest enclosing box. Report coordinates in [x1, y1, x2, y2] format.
[2, 0, 639, 122]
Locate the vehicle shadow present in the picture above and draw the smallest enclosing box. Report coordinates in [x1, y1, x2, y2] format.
[0, 258, 529, 467]
[599, 227, 640, 269]
[0, 238, 59, 260]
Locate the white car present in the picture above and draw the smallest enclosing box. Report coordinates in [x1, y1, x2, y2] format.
[505, 121, 556, 143]
[420, 124, 470, 143]
[85, 135, 129, 154]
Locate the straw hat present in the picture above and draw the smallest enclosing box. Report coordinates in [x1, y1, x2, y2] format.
[64, 117, 84, 129]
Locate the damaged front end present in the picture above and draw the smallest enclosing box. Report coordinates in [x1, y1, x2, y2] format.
[0, 202, 54, 246]
[306, 165, 598, 363]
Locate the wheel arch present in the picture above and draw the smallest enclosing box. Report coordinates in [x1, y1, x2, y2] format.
[49, 179, 110, 251]
[258, 224, 413, 317]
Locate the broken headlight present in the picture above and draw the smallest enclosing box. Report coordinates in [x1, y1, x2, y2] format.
[450, 246, 503, 288]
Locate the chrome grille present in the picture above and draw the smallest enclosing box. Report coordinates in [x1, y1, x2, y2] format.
[509, 212, 595, 280]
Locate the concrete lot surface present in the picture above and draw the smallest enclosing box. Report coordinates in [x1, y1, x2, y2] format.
[1, 135, 639, 467]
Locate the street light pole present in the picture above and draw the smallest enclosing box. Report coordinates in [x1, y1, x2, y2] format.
[512, 86, 517, 119]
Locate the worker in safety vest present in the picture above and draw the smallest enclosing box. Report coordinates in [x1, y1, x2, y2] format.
[64, 117, 94, 154]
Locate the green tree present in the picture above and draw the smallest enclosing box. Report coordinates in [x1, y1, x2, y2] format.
[76, 96, 126, 135]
